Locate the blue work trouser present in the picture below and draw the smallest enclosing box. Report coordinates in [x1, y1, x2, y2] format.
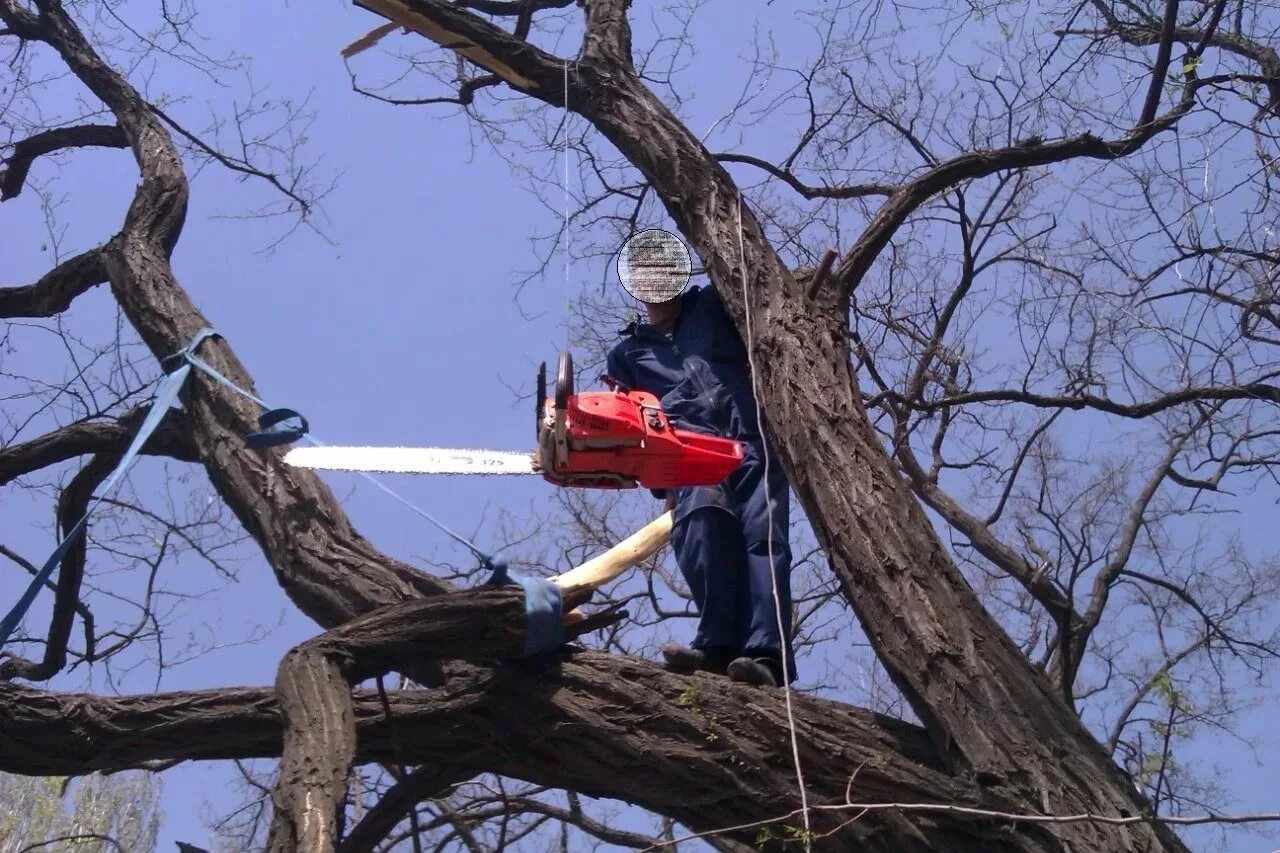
[668, 449, 795, 682]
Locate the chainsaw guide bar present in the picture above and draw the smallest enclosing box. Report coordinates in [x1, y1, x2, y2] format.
[284, 352, 744, 490]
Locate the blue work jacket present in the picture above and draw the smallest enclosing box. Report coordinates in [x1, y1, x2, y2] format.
[606, 285, 772, 522]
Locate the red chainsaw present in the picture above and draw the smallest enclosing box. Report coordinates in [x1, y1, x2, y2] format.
[283, 352, 743, 490]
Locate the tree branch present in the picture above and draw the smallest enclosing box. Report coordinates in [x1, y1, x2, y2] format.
[0, 245, 110, 319]
[1067, 430, 1199, 684]
[0, 544, 94, 659]
[0, 0, 39, 39]
[266, 588, 542, 852]
[1, 124, 128, 200]
[337, 764, 480, 853]
[874, 381, 1280, 419]
[831, 70, 1225, 299]
[893, 429, 1080, 622]
[0, 452, 119, 681]
[353, 0, 573, 97]
[715, 152, 896, 200]
[1085, 0, 1280, 115]
[0, 406, 197, 487]
[454, 0, 574, 14]
[1137, 0, 1180, 127]
[580, 0, 632, 68]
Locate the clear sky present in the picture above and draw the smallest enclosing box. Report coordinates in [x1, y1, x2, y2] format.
[3, 1, 1276, 851]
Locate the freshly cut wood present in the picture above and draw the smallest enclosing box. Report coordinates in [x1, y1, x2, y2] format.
[552, 511, 672, 593]
[353, 0, 538, 89]
[341, 21, 397, 59]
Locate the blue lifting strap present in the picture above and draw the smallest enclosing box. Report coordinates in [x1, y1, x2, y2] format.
[0, 329, 216, 648]
[486, 559, 564, 656]
[244, 408, 310, 449]
[518, 576, 564, 657]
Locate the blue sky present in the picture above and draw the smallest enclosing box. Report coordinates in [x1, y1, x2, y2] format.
[3, 1, 1277, 850]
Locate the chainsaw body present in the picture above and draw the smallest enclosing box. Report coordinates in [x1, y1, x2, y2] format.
[535, 352, 743, 490]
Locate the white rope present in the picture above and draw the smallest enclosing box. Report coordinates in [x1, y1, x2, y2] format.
[735, 192, 812, 847]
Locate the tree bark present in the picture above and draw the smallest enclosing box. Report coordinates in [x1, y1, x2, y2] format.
[0, 407, 197, 488]
[265, 590, 536, 852]
[0, 653, 1051, 851]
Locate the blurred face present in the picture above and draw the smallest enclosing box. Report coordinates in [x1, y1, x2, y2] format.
[618, 229, 691, 306]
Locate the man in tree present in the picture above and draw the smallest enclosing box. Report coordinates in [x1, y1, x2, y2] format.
[606, 232, 794, 687]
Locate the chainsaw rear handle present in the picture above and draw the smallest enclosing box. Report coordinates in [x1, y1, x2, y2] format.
[555, 350, 573, 410]
[536, 360, 547, 434]
[537, 351, 572, 420]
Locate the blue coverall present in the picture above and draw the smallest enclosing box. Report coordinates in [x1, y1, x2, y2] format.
[606, 284, 795, 682]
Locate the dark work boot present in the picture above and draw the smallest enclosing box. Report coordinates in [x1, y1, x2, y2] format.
[727, 656, 780, 687]
[661, 643, 733, 674]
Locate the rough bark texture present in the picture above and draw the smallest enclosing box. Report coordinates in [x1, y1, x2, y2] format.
[0, 245, 110, 317]
[1, 652, 1051, 851]
[587, 74, 1182, 853]
[0, 407, 197, 487]
[265, 591, 533, 852]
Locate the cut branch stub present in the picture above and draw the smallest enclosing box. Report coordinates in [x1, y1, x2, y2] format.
[552, 510, 671, 595]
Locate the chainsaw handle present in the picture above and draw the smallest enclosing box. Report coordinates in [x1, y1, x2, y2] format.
[555, 350, 573, 410]
[536, 360, 547, 431]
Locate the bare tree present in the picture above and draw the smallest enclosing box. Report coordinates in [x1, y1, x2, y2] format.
[3, 1, 1279, 851]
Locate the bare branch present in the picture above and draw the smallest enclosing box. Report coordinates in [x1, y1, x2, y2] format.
[352, 0, 573, 98]
[1, 124, 128, 200]
[0, 406, 197, 487]
[831, 71, 1245, 299]
[875, 381, 1280, 419]
[1, 452, 118, 681]
[715, 152, 896, 200]
[0, 245, 110, 319]
[0, 544, 93, 656]
[337, 765, 480, 853]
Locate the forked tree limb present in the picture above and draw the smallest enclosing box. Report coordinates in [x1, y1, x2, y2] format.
[266, 587, 607, 852]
